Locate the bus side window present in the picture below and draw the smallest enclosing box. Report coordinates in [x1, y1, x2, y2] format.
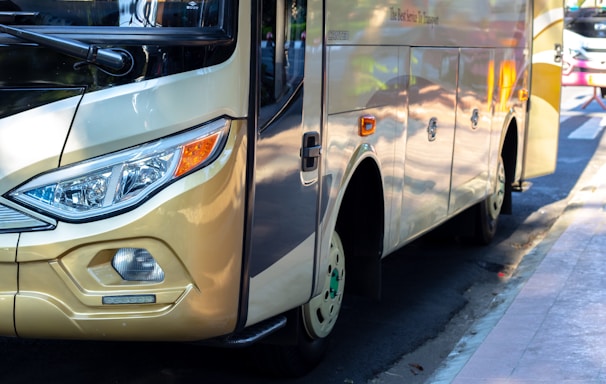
[259, 0, 306, 126]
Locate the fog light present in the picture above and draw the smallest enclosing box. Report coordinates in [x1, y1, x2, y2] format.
[112, 248, 165, 282]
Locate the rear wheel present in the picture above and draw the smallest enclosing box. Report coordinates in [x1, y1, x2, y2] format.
[474, 155, 506, 244]
[254, 230, 346, 377]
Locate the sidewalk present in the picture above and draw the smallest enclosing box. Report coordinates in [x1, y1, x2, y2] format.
[428, 125, 606, 382]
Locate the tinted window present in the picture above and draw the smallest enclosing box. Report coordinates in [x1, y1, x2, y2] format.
[566, 7, 606, 37]
[0, 0, 221, 28]
[259, 0, 306, 127]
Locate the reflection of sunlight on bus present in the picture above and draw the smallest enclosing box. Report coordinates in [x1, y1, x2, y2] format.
[418, 84, 441, 96]
[498, 60, 517, 112]
[0, 99, 76, 181]
[255, 128, 301, 183]
[371, 8, 388, 28]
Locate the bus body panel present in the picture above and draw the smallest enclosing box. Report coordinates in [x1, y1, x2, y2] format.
[487, 46, 528, 193]
[523, 0, 563, 179]
[246, 0, 324, 325]
[62, 49, 250, 167]
[320, 0, 551, 258]
[401, 47, 457, 240]
[247, 91, 318, 326]
[325, 43, 406, 252]
[325, 0, 529, 48]
[321, 0, 534, 253]
[450, 48, 494, 216]
[326, 45, 404, 115]
[0, 97, 81, 193]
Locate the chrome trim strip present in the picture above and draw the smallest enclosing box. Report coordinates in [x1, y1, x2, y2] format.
[0, 204, 51, 231]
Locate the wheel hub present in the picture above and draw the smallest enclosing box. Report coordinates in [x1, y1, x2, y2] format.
[488, 158, 506, 220]
[302, 231, 345, 339]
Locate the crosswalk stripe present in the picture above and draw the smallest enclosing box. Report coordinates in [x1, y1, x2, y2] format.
[567, 117, 606, 140]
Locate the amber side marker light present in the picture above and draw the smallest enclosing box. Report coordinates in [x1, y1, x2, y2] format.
[175, 132, 220, 177]
[519, 89, 529, 102]
[359, 115, 376, 137]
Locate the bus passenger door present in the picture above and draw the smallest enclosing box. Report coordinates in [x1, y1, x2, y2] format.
[402, 48, 458, 239]
[246, 0, 319, 325]
[523, 0, 563, 179]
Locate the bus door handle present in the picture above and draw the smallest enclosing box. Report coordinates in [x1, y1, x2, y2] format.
[301, 131, 321, 172]
[427, 117, 438, 142]
[470, 109, 480, 129]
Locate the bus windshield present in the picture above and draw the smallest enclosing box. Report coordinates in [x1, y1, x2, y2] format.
[0, 0, 235, 90]
[566, 2, 606, 38]
[0, 0, 222, 29]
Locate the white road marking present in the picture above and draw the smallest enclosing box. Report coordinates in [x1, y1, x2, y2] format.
[568, 117, 606, 140]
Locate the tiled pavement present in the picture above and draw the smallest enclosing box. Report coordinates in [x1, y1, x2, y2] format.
[431, 159, 606, 383]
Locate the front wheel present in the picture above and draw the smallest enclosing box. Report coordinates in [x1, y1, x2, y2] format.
[302, 230, 345, 338]
[254, 230, 346, 377]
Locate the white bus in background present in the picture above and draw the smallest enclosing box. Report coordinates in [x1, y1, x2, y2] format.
[0, 0, 562, 377]
[563, 0, 606, 86]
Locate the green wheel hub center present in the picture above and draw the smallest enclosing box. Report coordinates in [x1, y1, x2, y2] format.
[329, 268, 340, 299]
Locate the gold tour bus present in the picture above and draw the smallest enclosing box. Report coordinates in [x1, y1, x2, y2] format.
[0, 0, 562, 376]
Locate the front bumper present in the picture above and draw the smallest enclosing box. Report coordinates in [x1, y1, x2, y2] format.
[0, 121, 247, 341]
[562, 56, 606, 86]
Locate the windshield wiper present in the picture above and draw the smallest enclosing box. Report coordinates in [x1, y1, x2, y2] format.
[0, 23, 132, 73]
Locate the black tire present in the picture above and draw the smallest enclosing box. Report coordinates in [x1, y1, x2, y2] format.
[474, 155, 506, 245]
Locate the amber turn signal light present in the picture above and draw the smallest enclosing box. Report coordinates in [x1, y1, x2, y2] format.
[359, 115, 376, 137]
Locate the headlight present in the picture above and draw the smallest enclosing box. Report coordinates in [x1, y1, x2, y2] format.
[8, 118, 230, 222]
